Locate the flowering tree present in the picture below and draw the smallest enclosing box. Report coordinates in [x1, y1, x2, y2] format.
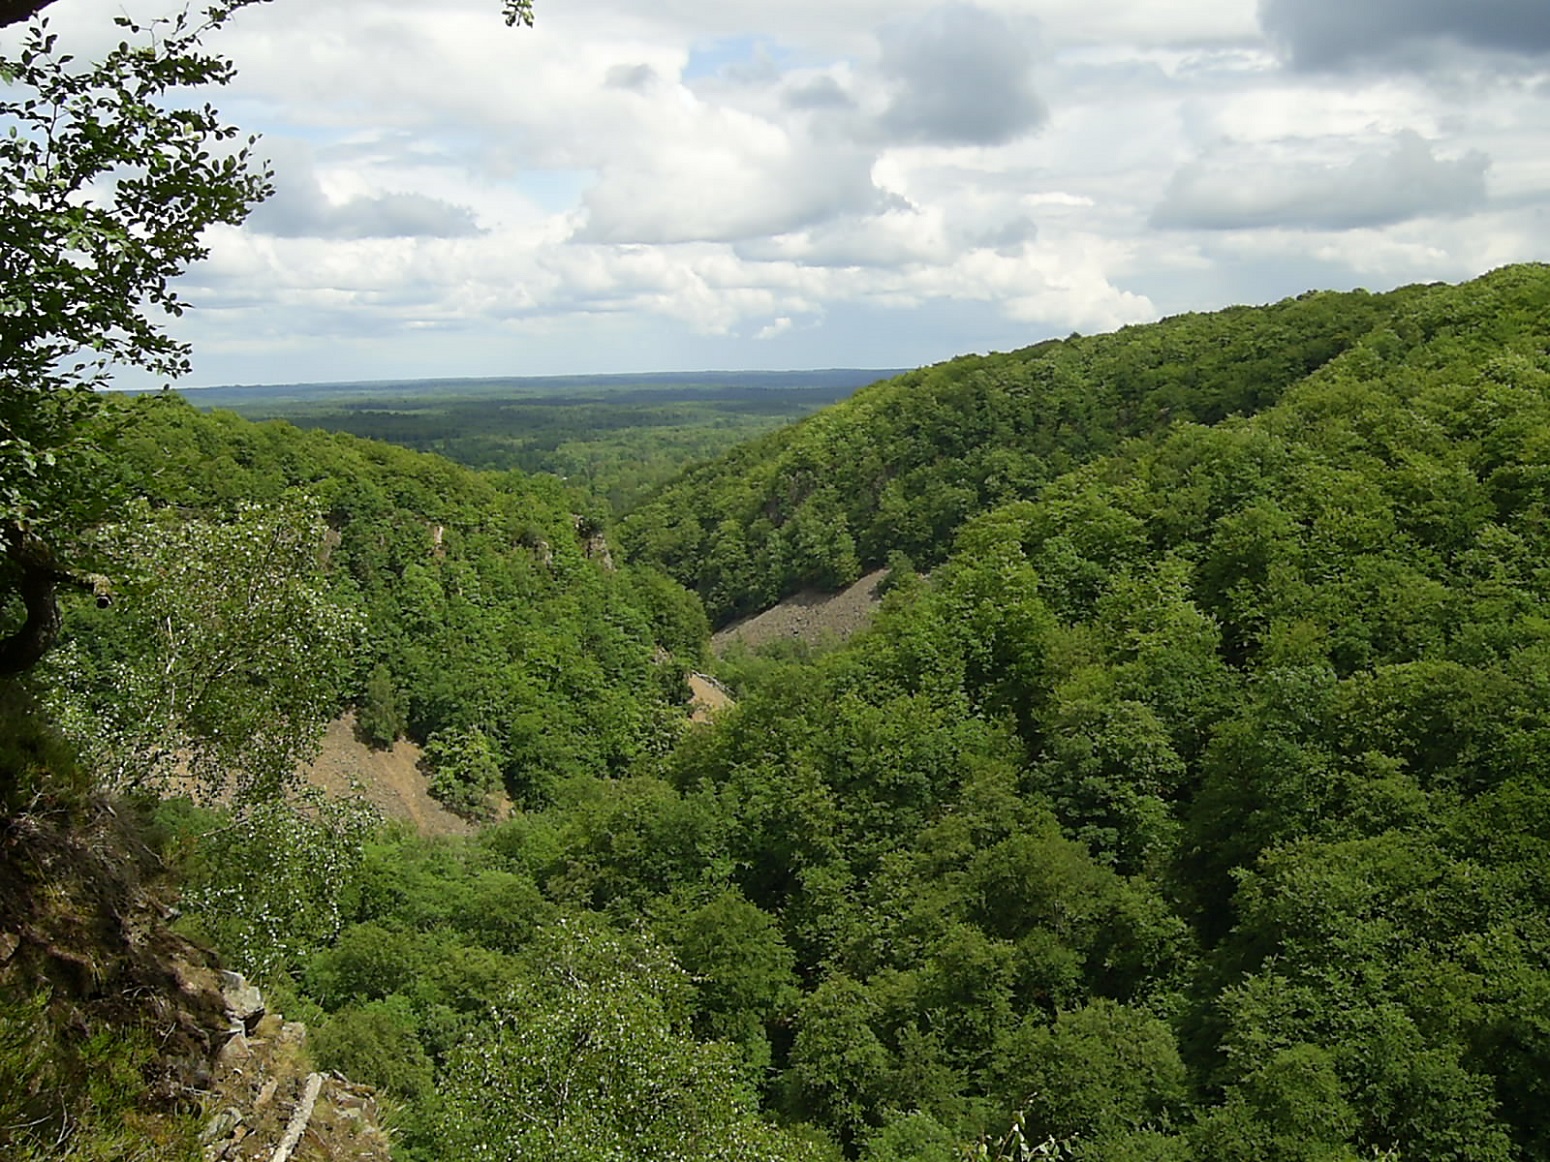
[44, 499, 358, 797]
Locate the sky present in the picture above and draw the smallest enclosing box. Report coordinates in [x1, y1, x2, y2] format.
[14, 0, 1550, 385]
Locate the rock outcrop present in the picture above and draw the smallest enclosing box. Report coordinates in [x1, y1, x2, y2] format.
[197, 971, 391, 1161]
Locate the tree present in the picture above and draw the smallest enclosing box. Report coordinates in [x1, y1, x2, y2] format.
[0, 0, 533, 675]
[423, 724, 504, 819]
[357, 663, 408, 748]
[0, 0, 77, 27]
[41, 499, 358, 797]
[0, 1, 528, 32]
[500, 1, 534, 28]
[432, 921, 811, 1162]
[988, 1000, 1187, 1144]
[0, 2, 271, 672]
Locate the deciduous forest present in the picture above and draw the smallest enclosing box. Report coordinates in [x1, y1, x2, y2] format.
[8, 261, 1550, 1161]
[5, 4, 1550, 1160]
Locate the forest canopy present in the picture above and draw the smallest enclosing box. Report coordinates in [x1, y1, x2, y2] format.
[13, 263, 1549, 1161]
[618, 280, 1440, 623]
[4, 3, 1550, 1149]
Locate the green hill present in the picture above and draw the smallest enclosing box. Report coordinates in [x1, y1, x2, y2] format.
[57, 395, 707, 807]
[602, 261, 1550, 1157]
[619, 275, 1466, 623]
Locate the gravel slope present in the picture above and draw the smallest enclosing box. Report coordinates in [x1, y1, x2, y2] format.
[711, 568, 888, 655]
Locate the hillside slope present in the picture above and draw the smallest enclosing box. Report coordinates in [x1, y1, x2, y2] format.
[58, 398, 710, 809]
[0, 691, 392, 1162]
[603, 259, 1550, 1157]
[618, 275, 1456, 623]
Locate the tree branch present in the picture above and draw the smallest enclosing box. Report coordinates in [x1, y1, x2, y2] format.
[0, 0, 58, 29]
[0, 526, 66, 676]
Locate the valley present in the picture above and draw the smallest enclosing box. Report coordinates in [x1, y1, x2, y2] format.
[6, 265, 1550, 1161]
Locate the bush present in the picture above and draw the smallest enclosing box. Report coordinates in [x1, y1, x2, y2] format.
[423, 726, 503, 819]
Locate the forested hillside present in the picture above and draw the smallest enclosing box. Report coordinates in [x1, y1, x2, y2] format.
[9, 265, 1550, 1162]
[54, 395, 707, 810]
[618, 279, 1442, 622]
[310, 261, 1544, 1162]
[597, 260, 1550, 1159]
[184, 371, 893, 519]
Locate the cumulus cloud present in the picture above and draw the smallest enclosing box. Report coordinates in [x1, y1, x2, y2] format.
[571, 86, 885, 244]
[756, 316, 796, 339]
[737, 207, 950, 268]
[578, 155, 880, 243]
[30, 0, 1539, 386]
[606, 63, 660, 91]
[878, 3, 1047, 146]
[248, 145, 483, 240]
[1152, 131, 1489, 230]
[783, 75, 856, 110]
[1260, 0, 1550, 69]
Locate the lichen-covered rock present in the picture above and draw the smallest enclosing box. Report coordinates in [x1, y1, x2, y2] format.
[220, 969, 266, 1028]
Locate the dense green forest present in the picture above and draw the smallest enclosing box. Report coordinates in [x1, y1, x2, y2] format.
[71, 395, 708, 805]
[8, 264, 1550, 1161]
[618, 281, 1441, 623]
[183, 371, 892, 518]
[5, 1, 1549, 1159]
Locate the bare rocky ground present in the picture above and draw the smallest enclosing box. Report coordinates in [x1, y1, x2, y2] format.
[190, 966, 392, 1162]
[300, 713, 472, 838]
[687, 673, 735, 722]
[711, 568, 889, 655]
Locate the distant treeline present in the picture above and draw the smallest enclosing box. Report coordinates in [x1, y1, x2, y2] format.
[171, 370, 900, 516]
[170, 368, 901, 410]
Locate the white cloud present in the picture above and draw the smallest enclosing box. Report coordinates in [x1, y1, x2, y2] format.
[573, 104, 883, 243]
[1153, 131, 1490, 230]
[8, 0, 1541, 384]
[247, 140, 484, 239]
[756, 316, 796, 339]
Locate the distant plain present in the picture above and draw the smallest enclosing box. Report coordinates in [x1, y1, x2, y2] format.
[170, 369, 902, 514]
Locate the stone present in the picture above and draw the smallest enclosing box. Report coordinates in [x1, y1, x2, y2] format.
[215, 1031, 251, 1069]
[198, 1106, 243, 1143]
[277, 1020, 307, 1045]
[218, 970, 265, 1028]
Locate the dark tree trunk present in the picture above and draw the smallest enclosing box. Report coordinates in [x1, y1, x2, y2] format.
[0, 526, 66, 676]
[0, 525, 109, 676]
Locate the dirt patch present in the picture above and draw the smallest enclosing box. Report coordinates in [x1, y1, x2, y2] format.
[712, 568, 889, 655]
[300, 714, 472, 839]
[688, 673, 734, 723]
